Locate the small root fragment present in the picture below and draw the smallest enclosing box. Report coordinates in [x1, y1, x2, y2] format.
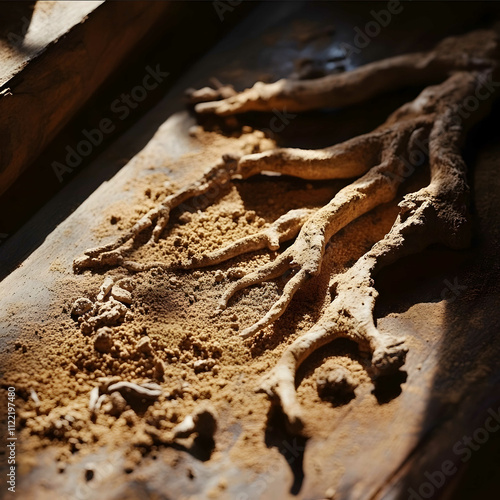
[72, 276, 133, 335]
[89, 379, 162, 418]
[97, 277, 114, 302]
[88, 387, 100, 414]
[110, 284, 132, 304]
[186, 77, 237, 104]
[29, 389, 41, 408]
[107, 381, 162, 401]
[172, 403, 217, 440]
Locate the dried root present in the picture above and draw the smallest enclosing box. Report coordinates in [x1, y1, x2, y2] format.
[74, 28, 500, 431]
[191, 29, 498, 115]
[256, 71, 495, 431]
[73, 156, 240, 273]
[172, 403, 217, 440]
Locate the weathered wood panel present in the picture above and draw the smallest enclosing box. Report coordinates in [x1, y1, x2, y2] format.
[0, 1, 173, 196]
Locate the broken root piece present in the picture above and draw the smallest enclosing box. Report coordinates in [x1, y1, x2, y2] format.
[172, 403, 217, 440]
[89, 380, 162, 417]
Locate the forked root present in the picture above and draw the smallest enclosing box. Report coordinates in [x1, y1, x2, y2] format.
[218, 123, 421, 337]
[185, 208, 314, 269]
[73, 27, 499, 431]
[256, 93, 481, 431]
[73, 156, 239, 273]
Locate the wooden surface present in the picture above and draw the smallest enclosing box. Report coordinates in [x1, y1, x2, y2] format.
[0, 0, 173, 196]
[1, 2, 500, 499]
[0, 1, 102, 87]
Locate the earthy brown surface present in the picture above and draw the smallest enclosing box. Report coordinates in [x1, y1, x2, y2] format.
[1, 3, 500, 500]
[73, 27, 500, 436]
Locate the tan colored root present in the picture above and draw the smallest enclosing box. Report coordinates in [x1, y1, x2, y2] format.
[73, 27, 500, 432]
[97, 208, 313, 275]
[236, 130, 386, 180]
[193, 29, 498, 115]
[185, 208, 313, 269]
[221, 143, 413, 337]
[257, 71, 496, 432]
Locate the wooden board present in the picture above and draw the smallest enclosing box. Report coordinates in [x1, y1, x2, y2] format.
[1, 2, 500, 499]
[0, 0, 174, 196]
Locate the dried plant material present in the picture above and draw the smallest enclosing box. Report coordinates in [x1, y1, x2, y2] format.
[88, 386, 100, 413]
[110, 284, 132, 304]
[172, 403, 217, 439]
[96, 276, 114, 302]
[106, 381, 162, 401]
[71, 28, 500, 433]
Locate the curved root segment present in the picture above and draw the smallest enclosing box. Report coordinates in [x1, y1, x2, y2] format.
[184, 208, 314, 269]
[73, 156, 239, 273]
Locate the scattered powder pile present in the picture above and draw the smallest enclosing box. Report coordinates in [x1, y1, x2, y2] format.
[0, 124, 408, 488]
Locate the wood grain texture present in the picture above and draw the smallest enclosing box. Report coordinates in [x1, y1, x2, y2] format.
[0, 0, 173, 196]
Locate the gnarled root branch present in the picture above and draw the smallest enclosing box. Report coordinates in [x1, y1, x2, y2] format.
[256, 75, 487, 432]
[219, 129, 415, 337]
[191, 29, 497, 115]
[73, 27, 499, 431]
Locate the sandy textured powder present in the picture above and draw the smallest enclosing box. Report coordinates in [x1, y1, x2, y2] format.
[0, 125, 423, 485]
